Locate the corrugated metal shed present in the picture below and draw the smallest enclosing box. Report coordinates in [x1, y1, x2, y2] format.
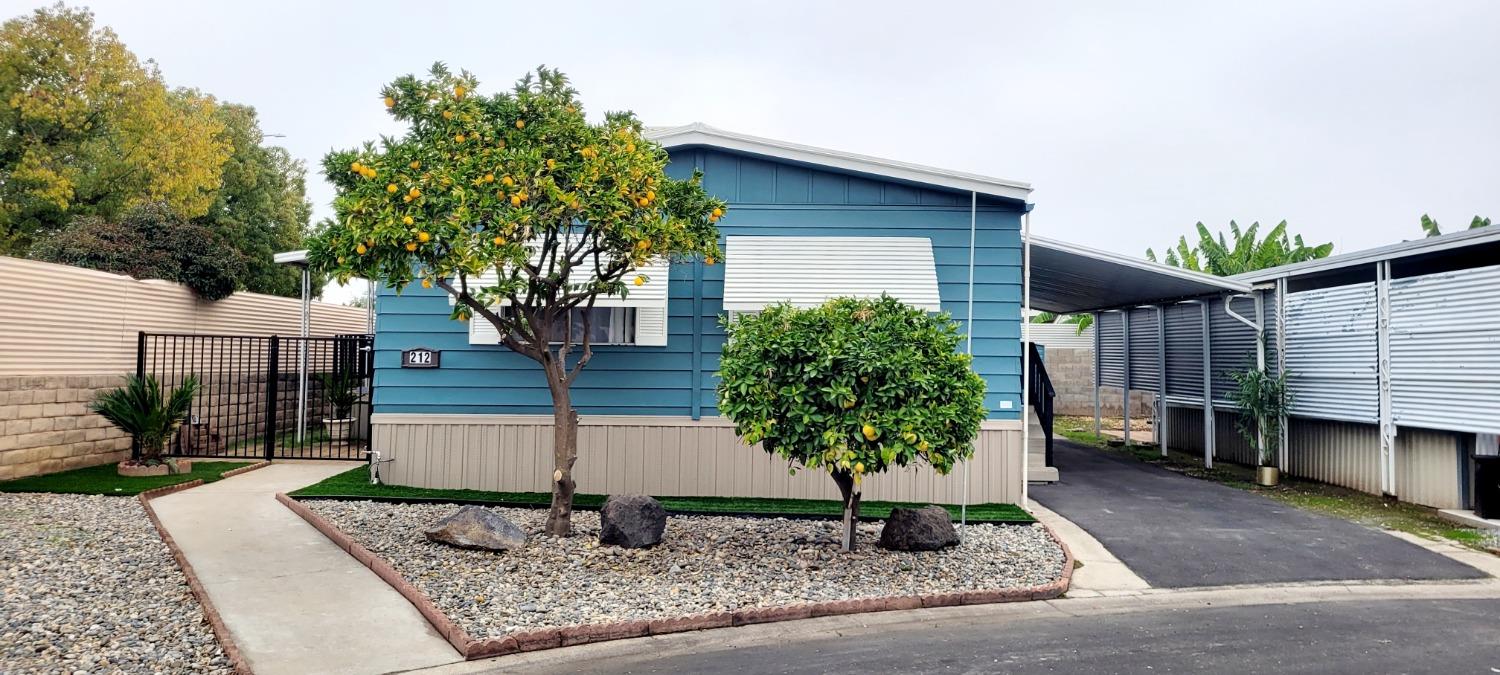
[722, 236, 941, 312]
[1096, 311, 1124, 387]
[1164, 302, 1205, 402]
[1128, 307, 1161, 390]
[1209, 295, 1259, 403]
[1389, 264, 1500, 434]
[1283, 283, 1378, 423]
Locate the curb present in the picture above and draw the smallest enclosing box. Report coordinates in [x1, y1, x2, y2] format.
[276, 493, 1074, 660]
[220, 461, 272, 479]
[138, 481, 252, 675]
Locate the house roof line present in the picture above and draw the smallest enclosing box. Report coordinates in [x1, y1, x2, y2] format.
[1232, 225, 1500, 282]
[645, 123, 1033, 202]
[1029, 234, 1254, 293]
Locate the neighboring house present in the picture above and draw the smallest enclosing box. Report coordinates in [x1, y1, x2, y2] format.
[370, 124, 1038, 504]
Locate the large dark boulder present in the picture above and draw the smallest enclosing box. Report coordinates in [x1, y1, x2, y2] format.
[878, 505, 960, 551]
[424, 506, 526, 552]
[598, 494, 666, 548]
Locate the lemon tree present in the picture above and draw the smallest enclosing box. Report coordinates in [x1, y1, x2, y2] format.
[307, 65, 723, 536]
[717, 296, 987, 551]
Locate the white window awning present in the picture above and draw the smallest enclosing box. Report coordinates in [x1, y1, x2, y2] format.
[722, 236, 942, 312]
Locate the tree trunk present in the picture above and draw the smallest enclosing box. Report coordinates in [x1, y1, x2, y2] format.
[545, 369, 579, 536]
[832, 471, 861, 552]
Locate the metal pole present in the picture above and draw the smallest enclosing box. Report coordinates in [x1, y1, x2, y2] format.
[1202, 300, 1214, 469]
[366, 279, 375, 333]
[1377, 261, 1396, 495]
[1276, 277, 1289, 471]
[264, 336, 280, 461]
[133, 332, 146, 460]
[1157, 305, 1167, 456]
[1254, 292, 1267, 464]
[1093, 311, 1101, 438]
[1122, 310, 1132, 447]
[296, 266, 310, 444]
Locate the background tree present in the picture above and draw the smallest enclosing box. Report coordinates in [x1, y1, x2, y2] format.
[1145, 221, 1332, 276]
[31, 201, 244, 300]
[307, 64, 724, 536]
[0, 4, 230, 253]
[717, 296, 988, 552]
[1420, 213, 1491, 238]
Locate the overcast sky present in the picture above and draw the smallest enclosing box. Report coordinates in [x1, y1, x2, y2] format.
[19, 0, 1499, 302]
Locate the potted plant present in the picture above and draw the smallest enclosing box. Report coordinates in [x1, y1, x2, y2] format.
[1229, 366, 1291, 486]
[92, 374, 199, 477]
[317, 371, 362, 441]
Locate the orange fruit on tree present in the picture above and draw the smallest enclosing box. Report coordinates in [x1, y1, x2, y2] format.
[705, 256, 715, 266]
[546, 159, 556, 170]
[633, 275, 646, 286]
[484, 173, 494, 183]
[402, 216, 414, 225]
[384, 96, 395, 108]
[711, 207, 724, 218]
[409, 160, 421, 170]
[501, 175, 514, 187]
[417, 231, 431, 243]
[510, 195, 522, 207]
[454, 134, 466, 143]
[387, 184, 398, 193]
[515, 119, 525, 129]
[492, 236, 505, 245]
[404, 242, 418, 252]
[421, 278, 432, 289]
[454, 84, 466, 98]
[442, 110, 454, 120]
[355, 244, 367, 255]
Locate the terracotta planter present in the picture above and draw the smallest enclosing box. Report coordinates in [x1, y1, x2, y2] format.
[1256, 466, 1280, 487]
[118, 459, 193, 477]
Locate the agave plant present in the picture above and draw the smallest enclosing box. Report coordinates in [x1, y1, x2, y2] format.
[91, 374, 199, 465]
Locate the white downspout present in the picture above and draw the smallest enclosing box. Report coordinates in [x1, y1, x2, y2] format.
[1020, 206, 1031, 509]
[962, 191, 977, 529]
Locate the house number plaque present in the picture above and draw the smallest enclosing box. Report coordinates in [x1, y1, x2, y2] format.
[401, 347, 441, 369]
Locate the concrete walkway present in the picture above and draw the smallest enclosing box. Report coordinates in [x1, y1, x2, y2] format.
[1031, 440, 1488, 587]
[151, 461, 461, 675]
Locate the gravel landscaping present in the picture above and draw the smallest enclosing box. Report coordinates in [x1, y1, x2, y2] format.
[0, 494, 231, 674]
[307, 499, 1067, 639]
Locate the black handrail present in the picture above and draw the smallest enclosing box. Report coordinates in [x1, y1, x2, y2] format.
[1027, 342, 1056, 467]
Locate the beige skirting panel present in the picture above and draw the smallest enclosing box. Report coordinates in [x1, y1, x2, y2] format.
[1166, 406, 1464, 509]
[371, 415, 1026, 506]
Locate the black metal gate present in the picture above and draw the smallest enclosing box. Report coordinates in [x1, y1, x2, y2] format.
[136, 332, 373, 460]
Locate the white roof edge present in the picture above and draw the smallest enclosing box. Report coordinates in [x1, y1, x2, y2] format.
[273, 249, 308, 266]
[1232, 226, 1500, 282]
[645, 123, 1032, 202]
[1028, 234, 1253, 293]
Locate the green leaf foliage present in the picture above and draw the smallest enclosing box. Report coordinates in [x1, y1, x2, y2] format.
[90, 374, 199, 463]
[716, 296, 988, 488]
[1228, 367, 1289, 468]
[1145, 220, 1332, 277]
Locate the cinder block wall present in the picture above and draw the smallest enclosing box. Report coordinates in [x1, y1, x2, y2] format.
[0, 376, 133, 480]
[1043, 348, 1152, 417]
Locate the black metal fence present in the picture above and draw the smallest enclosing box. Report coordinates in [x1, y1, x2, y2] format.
[137, 332, 373, 460]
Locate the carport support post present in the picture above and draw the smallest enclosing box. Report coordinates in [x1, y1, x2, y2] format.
[1157, 305, 1167, 456]
[1093, 311, 1102, 438]
[1377, 260, 1397, 496]
[1276, 278, 1289, 471]
[1255, 291, 1267, 464]
[1201, 300, 1214, 469]
[1121, 310, 1132, 447]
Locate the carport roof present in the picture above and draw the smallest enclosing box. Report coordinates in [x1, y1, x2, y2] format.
[1028, 235, 1251, 314]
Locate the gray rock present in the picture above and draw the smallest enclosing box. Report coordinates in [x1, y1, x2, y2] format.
[878, 505, 960, 551]
[598, 494, 666, 548]
[424, 506, 526, 551]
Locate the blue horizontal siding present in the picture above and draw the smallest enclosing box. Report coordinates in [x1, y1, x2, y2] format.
[375, 148, 1025, 419]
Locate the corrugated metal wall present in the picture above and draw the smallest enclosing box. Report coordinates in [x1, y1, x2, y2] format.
[1127, 307, 1160, 390]
[1283, 283, 1378, 423]
[1164, 303, 1204, 402]
[1026, 322, 1095, 350]
[0, 256, 370, 376]
[1396, 427, 1463, 509]
[1285, 417, 1382, 495]
[373, 415, 1026, 505]
[1096, 311, 1124, 388]
[1209, 295, 1259, 403]
[1389, 264, 1500, 434]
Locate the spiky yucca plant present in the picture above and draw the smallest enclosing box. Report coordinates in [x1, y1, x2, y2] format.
[91, 375, 199, 466]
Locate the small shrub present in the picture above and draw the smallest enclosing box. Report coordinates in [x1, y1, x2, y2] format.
[90, 374, 199, 466]
[717, 295, 988, 551]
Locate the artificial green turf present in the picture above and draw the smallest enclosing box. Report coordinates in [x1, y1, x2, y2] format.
[0, 461, 254, 496]
[292, 466, 1034, 523]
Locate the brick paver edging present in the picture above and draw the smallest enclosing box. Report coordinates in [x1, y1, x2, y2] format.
[219, 461, 272, 479]
[276, 493, 1075, 660]
[138, 481, 252, 674]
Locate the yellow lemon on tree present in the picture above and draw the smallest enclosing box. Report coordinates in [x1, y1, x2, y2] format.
[387, 183, 398, 193]
[705, 257, 715, 266]
[483, 173, 494, 183]
[854, 462, 865, 474]
[546, 159, 556, 170]
[384, 96, 395, 108]
[409, 160, 421, 170]
[409, 187, 421, 198]
[501, 175, 514, 187]
[454, 84, 466, 98]
[402, 216, 414, 225]
[492, 236, 505, 245]
[404, 242, 418, 252]
[712, 207, 724, 218]
[633, 275, 646, 286]
[417, 231, 431, 243]
[421, 278, 432, 289]
[861, 424, 878, 441]
[350, 161, 362, 172]
[510, 195, 522, 207]
[454, 134, 466, 143]
[442, 110, 454, 120]
[918, 440, 930, 452]
[355, 244, 367, 255]
[636, 240, 650, 250]
[515, 119, 525, 129]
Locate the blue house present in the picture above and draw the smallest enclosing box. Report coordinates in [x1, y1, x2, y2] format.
[368, 125, 1039, 505]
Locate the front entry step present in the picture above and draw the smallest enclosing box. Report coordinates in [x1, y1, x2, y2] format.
[1027, 411, 1059, 483]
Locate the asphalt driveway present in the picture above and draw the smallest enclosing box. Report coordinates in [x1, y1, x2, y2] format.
[1030, 440, 1487, 588]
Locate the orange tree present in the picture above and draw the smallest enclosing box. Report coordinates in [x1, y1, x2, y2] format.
[716, 296, 987, 551]
[307, 65, 723, 536]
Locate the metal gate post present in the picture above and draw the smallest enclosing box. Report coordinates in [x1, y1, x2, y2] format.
[1093, 312, 1102, 438]
[1276, 278, 1290, 471]
[133, 332, 146, 460]
[1202, 300, 1214, 469]
[264, 336, 280, 462]
[1122, 310, 1132, 447]
[1157, 306, 1167, 456]
[1377, 261, 1397, 496]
